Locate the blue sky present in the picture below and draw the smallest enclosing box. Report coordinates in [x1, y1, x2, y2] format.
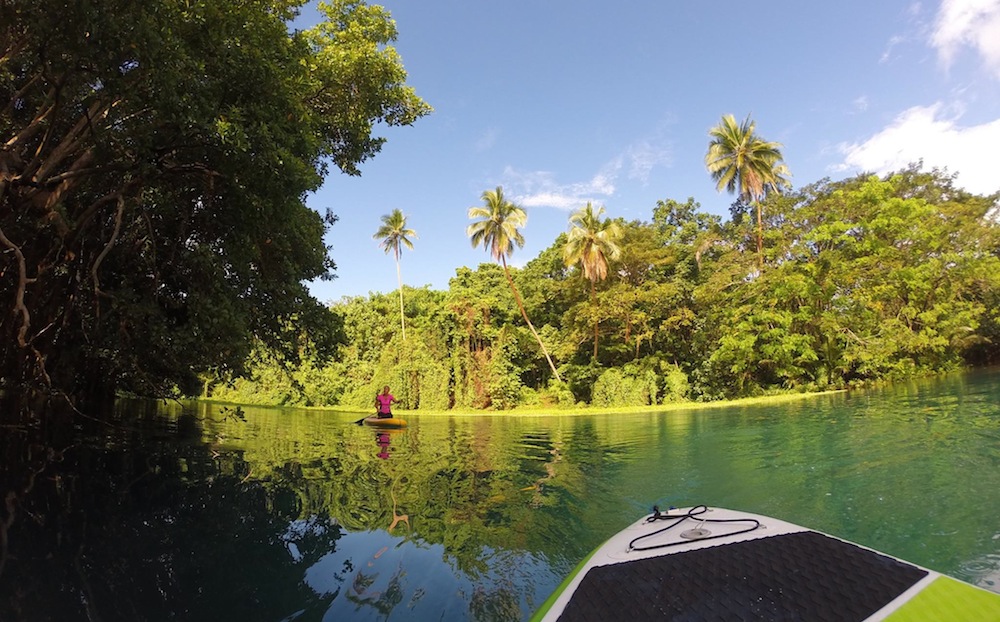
[296, 0, 1000, 303]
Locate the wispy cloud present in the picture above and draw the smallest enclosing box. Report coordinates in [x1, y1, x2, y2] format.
[852, 95, 870, 112]
[930, 0, 1000, 78]
[475, 127, 499, 152]
[499, 132, 672, 210]
[880, 35, 906, 64]
[835, 102, 1000, 195]
[503, 163, 619, 210]
[625, 141, 673, 182]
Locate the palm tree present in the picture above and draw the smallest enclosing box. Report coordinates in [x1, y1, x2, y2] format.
[564, 202, 622, 359]
[373, 208, 417, 341]
[705, 114, 790, 268]
[467, 186, 562, 381]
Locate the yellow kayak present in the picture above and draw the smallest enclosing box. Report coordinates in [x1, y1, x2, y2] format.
[362, 415, 407, 429]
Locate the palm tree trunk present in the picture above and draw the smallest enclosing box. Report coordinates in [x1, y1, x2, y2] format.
[755, 199, 763, 269]
[501, 257, 562, 382]
[591, 279, 599, 360]
[395, 254, 406, 342]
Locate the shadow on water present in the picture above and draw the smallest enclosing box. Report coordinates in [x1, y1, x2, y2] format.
[2, 369, 1000, 620]
[1, 399, 564, 621]
[0, 400, 345, 621]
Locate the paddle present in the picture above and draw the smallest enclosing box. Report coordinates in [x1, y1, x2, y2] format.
[353, 391, 380, 425]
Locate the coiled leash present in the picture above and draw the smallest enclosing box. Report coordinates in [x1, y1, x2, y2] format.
[628, 504, 762, 551]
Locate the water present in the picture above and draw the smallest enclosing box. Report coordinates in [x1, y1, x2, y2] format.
[3, 370, 999, 621]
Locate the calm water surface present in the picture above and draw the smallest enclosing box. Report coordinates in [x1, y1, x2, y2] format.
[3, 370, 999, 620]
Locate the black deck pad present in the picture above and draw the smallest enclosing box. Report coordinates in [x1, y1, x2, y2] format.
[557, 531, 928, 621]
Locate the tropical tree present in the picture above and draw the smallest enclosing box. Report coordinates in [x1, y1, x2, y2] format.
[564, 203, 622, 359]
[0, 0, 431, 413]
[467, 187, 562, 381]
[705, 114, 790, 268]
[374, 209, 417, 341]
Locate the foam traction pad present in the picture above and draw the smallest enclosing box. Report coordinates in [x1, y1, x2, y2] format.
[557, 531, 928, 621]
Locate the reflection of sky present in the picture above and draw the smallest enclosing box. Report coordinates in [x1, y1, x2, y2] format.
[301, 529, 552, 620]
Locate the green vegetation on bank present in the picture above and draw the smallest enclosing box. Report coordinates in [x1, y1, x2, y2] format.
[202, 387, 848, 418]
[4, 2, 999, 416]
[210, 165, 1000, 410]
[1, 0, 429, 413]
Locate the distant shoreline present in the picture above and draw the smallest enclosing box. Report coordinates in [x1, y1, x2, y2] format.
[194, 388, 848, 417]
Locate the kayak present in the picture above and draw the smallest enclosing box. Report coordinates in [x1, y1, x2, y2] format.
[362, 415, 407, 429]
[532, 505, 1000, 621]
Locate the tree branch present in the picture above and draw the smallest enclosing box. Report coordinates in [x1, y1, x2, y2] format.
[31, 97, 112, 182]
[5, 80, 63, 162]
[66, 178, 139, 249]
[91, 194, 125, 308]
[0, 222, 35, 346]
[1, 67, 43, 118]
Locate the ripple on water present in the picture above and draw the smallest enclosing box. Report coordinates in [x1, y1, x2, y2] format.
[959, 554, 1000, 593]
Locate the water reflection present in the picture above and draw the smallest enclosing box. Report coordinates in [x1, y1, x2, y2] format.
[2, 369, 999, 621]
[375, 432, 392, 460]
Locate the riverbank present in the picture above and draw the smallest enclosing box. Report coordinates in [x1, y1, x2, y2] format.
[194, 387, 848, 418]
[403, 389, 848, 417]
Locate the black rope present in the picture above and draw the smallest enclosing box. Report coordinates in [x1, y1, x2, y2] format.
[628, 505, 762, 552]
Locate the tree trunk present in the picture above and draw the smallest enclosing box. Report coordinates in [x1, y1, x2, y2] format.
[591, 279, 599, 360]
[755, 199, 764, 269]
[395, 254, 406, 342]
[501, 257, 562, 382]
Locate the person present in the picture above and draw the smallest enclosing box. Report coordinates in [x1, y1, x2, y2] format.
[375, 385, 397, 419]
[376, 432, 391, 459]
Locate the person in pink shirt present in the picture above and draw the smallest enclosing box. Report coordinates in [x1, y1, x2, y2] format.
[374, 385, 397, 419]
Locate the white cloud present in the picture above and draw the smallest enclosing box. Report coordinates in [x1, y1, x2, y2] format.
[586, 162, 620, 195]
[475, 127, 499, 152]
[853, 95, 870, 112]
[517, 192, 582, 210]
[931, 0, 1000, 78]
[505, 163, 619, 210]
[836, 103, 1000, 195]
[880, 35, 905, 64]
[625, 141, 673, 182]
[498, 132, 672, 210]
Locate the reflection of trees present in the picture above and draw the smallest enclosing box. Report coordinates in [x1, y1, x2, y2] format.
[216, 409, 624, 582]
[0, 402, 344, 621]
[6, 378, 999, 619]
[388, 481, 410, 532]
[348, 564, 406, 616]
[470, 583, 522, 622]
[2, 399, 702, 620]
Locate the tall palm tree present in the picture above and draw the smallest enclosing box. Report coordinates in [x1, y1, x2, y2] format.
[467, 186, 562, 381]
[564, 202, 622, 359]
[373, 208, 417, 341]
[705, 114, 790, 268]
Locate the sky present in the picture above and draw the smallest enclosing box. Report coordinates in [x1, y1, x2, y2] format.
[295, 0, 1000, 303]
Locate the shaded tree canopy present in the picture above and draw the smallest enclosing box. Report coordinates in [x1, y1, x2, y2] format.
[0, 0, 430, 411]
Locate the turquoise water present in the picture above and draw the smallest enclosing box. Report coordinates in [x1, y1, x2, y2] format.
[3, 369, 999, 620]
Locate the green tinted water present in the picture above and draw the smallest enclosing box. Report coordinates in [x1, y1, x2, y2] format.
[4, 370, 999, 620]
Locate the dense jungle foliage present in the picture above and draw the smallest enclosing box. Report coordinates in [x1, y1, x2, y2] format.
[0, 0, 429, 415]
[211, 166, 1000, 410]
[3, 2, 999, 415]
